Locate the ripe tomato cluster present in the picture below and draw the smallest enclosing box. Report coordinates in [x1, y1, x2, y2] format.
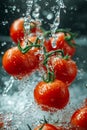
[2, 17, 86, 129]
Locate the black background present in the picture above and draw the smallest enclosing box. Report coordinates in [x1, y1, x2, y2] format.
[0, 0, 87, 36]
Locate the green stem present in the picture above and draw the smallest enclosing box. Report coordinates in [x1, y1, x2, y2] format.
[18, 38, 41, 54]
[44, 28, 77, 39]
[43, 49, 64, 65]
[39, 124, 44, 130]
[27, 124, 32, 130]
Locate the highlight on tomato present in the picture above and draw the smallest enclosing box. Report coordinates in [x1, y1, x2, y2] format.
[44, 30, 77, 57]
[34, 79, 69, 112]
[2, 46, 40, 79]
[70, 106, 87, 129]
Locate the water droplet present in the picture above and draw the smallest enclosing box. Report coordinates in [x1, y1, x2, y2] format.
[46, 13, 53, 20]
[5, 9, 8, 13]
[12, 6, 16, 11]
[45, 2, 49, 6]
[17, 8, 20, 13]
[2, 21, 8, 26]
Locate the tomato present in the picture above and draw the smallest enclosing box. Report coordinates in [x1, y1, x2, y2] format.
[0, 114, 4, 128]
[10, 18, 24, 44]
[30, 21, 42, 34]
[48, 56, 77, 85]
[10, 18, 43, 44]
[34, 80, 69, 111]
[70, 106, 87, 129]
[20, 35, 40, 47]
[44, 32, 76, 57]
[0, 122, 4, 128]
[34, 123, 61, 130]
[2, 46, 40, 79]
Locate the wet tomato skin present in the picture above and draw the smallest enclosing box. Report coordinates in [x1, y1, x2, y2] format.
[10, 18, 43, 44]
[44, 32, 76, 57]
[34, 123, 62, 130]
[70, 106, 87, 129]
[49, 56, 77, 85]
[2, 46, 40, 79]
[34, 80, 69, 111]
[10, 18, 24, 44]
[0, 122, 4, 128]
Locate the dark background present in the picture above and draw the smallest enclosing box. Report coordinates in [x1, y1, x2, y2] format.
[0, 0, 87, 37]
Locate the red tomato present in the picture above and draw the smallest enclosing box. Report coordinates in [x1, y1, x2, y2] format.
[44, 32, 76, 57]
[2, 46, 40, 79]
[30, 21, 42, 34]
[0, 122, 4, 128]
[0, 114, 4, 128]
[34, 123, 62, 130]
[34, 80, 69, 111]
[48, 56, 77, 85]
[70, 106, 87, 129]
[10, 18, 43, 44]
[10, 18, 24, 43]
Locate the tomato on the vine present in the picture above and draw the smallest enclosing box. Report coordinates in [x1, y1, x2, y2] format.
[34, 79, 69, 111]
[44, 32, 76, 57]
[10, 18, 43, 44]
[34, 123, 63, 130]
[20, 35, 40, 47]
[70, 106, 87, 129]
[48, 56, 77, 85]
[2, 46, 40, 79]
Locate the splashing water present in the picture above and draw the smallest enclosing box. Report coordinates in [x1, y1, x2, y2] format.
[0, 0, 87, 130]
[24, 0, 33, 37]
[50, 0, 65, 48]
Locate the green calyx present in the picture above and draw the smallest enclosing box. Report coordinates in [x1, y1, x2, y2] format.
[18, 38, 41, 54]
[43, 48, 68, 83]
[44, 28, 77, 48]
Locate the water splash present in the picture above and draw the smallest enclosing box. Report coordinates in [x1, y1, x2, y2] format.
[0, 0, 87, 130]
[24, 0, 33, 37]
[50, 0, 65, 48]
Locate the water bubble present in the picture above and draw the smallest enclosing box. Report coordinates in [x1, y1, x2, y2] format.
[2, 21, 8, 26]
[17, 8, 20, 13]
[1, 42, 7, 47]
[45, 2, 49, 6]
[46, 13, 53, 20]
[26, 0, 33, 16]
[32, 4, 40, 20]
[5, 9, 8, 13]
[12, 6, 16, 11]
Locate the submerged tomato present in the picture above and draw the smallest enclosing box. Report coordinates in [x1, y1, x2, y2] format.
[48, 56, 77, 85]
[2, 46, 40, 79]
[70, 106, 87, 129]
[44, 32, 76, 57]
[34, 123, 62, 130]
[34, 80, 69, 111]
